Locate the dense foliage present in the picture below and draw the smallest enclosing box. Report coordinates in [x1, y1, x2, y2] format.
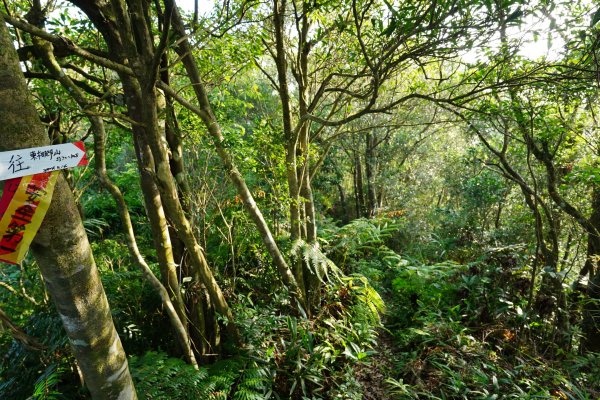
[1, 0, 600, 398]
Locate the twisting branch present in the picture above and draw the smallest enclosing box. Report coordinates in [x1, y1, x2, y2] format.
[32, 36, 198, 369]
[0, 280, 39, 305]
[163, 0, 307, 311]
[1, 12, 133, 75]
[0, 307, 46, 351]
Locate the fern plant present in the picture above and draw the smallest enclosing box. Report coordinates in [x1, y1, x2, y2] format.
[129, 351, 273, 400]
[231, 360, 272, 400]
[129, 351, 214, 399]
[31, 364, 62, 400]
[0, 308, 78, 400]
[321, 218, 402, 269]
[290, 239, 341, 284]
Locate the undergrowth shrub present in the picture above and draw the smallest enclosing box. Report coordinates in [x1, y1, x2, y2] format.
[385, 247, 596, 399]
[234, 276, 383, 399]
[321, 217, 402, 273]
[128, 272, 383, 400]
[99, 267, 173, 355]
[0, 309, 83, 400]
[129, 351, 269, 399]
[321, 217, 598, 399]
[0, 261, 84, 400]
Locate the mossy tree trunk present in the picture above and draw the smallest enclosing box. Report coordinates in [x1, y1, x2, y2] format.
[69, 0, 238, 349]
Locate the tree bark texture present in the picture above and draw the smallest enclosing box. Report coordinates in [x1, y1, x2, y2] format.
[69, 0, 238, 342]
[28, 33, 197, 367]
[0, 16, 137, 400]
[354, 150, 365, 218]
[582, 187, 600, 352]
[159, 74, 219, 357]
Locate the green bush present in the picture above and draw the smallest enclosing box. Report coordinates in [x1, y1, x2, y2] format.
[129, 351, 270, 400]
[234, 275, 382, 399]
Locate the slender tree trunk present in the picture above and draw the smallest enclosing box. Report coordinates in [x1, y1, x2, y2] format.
[0, 16, 136, 399]
[365, 131, 377, 217]
[166, 1, 306, 309]
[69, 0, 237, 350]
[269, 0, 309, 306]
[31, 33, 196, 366]
[336, 183, 350, 225]
[301, 175, 317, 243]
[299, 123, 319, 310]
[296, 7, 315, 242]
[131, 133, 197, 357]
[494, 201, 503, 229]
[582, 187, 600, 352]
[582, 187, 600, 279]
[161, 77, 191, 210]
[352, 157, 360, 219]
[159, 74, 219, 358]
[123, 72, 238, 337]
[583, 270, 600, 352]
[271, 0, 302, 242]
[354, 151, 365, 217]
[298, 70, 319, 308]
[0, 307, 45, 350]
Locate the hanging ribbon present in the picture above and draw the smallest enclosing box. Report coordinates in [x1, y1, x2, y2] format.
[0, 171, 59, 264]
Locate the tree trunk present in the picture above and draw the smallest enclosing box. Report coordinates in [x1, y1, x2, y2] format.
[32, 30, 197, 364]
[336, 183, 350, 224]
[166, 1, 306, 309]
[354, 150, 365, 218]
[299, 127, 319, 310]
[583, 270, 600, 352]
[160, 71, 219, 358]
[582, 187, 600, 279]
[0, 16, 136, 399]
[122, 68, 239, 340]
[131, 132, 196, 361]
[72, 0, 239, 342]
[582, 187, 600, 352]
[365, 131, 378, 217]
[271, 0, 301, 242]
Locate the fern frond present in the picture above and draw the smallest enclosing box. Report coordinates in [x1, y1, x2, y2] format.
[291, 239, 342, 284]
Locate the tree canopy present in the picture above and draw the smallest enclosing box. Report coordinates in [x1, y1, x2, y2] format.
[1, 0, 600, 398]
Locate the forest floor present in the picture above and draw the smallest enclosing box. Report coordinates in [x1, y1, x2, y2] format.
[356, 328, 398, 399]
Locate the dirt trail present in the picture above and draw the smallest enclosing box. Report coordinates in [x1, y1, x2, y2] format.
[355, 328, 398, 400]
